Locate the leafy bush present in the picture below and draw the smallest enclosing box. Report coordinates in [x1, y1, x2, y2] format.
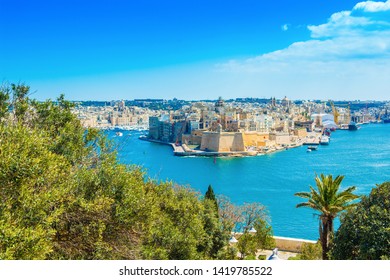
[331, 182, 390, 260]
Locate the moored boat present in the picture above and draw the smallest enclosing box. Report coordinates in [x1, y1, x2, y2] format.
[348, 121, 360, 130]
[320, 135, 330, 145]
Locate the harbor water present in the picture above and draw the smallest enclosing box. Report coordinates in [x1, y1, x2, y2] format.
[109, 124, 390, 240]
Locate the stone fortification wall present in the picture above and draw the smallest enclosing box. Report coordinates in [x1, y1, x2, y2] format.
[200, 132, 220, 151]
[294, 128, 308, 138]
[218, 133, 245, 152]
[200, 132, 245, 152]
[270, 132, 291, 145]
[182, 130, 205, 145]
[242, 132, 269, 147]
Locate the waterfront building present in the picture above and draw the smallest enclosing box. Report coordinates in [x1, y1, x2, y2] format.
[148, 116, 160, 140]
[200, 124, 245, 152]
[269, 132, 292, 146]
[160, 121, 173, 142]
[255, 115, 274, 133]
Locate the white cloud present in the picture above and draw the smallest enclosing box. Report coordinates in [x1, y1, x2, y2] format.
[354, 0, 390, 12]
[216, 0, 390, 100]
[309, 1, 390, 38]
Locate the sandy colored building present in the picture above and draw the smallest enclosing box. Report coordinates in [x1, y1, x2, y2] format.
[200, 124, 245, 152]
[242, 131, 270, 147]
[294, 128, 308, 138]
[269, 132, 292, 145]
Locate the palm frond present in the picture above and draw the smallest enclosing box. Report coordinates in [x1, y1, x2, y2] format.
[296, 202, 313, 209]
[294, 192, 311, 198]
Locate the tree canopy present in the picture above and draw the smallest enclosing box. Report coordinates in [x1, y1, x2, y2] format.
[331, 182, 390, 260]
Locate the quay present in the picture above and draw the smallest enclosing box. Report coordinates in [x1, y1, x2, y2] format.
[172, 144, 258, 157]
[302, 132, 322, 145]
[139, 136, 257, 157]
[139, 135, 302, 157]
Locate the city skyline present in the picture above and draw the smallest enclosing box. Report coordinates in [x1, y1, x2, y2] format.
[1, 0, 390, 101]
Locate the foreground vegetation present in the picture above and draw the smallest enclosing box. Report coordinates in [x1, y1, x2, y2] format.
[331, 182, 390, 260]
[0, 83, 274, 259]
[295, 174, 359, 260]
[296, 175, 390, 260]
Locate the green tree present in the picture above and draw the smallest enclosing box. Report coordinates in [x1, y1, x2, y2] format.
[0, 84, 10, 120]
[141, 184, 207, 259]
[295, 174, 359, 260]
[0, 124, 72, 259]
[205, 185, 218, 212]
[331, 182, 390, 260]
[0, 83, 32, 124]
[300, 242, 322, 260]
[200, 185, 227, 259]
[235, 203, 275, 259]
[200, 199, 228, 259]
[289, 242, 322, 260]
[11, 83, 31, 123]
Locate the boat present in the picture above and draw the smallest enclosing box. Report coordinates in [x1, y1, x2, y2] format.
[307, 145, 318, 151]
[339, 124, 349, 130]
[115, 132, 123, 137]
[320, 135, 330, 145]
[348, 121, 360, 131]
[306, 148, 312, 152]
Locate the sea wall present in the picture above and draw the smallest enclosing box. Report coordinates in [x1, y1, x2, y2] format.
[232, 233, 317, 253]
[273, 236, 317, 252]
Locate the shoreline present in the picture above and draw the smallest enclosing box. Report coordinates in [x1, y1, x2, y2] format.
[139, 136, 303, 157]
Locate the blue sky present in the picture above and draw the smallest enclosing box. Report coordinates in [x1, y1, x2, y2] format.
[1, 0, 389, 101]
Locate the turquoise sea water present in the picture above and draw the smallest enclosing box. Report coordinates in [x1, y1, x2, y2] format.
[110, 124, 390, 240]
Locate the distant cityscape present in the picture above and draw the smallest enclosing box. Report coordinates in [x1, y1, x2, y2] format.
[74, 97, 390, 156]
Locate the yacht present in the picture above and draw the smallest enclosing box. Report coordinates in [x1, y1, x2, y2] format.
[307, 145, 318, 151]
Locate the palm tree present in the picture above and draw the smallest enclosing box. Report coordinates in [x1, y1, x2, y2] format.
[295, 174, 359, 260]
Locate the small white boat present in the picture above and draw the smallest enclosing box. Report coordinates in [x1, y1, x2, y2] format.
[320, 135, 329, 145]
[115, 132, 123, 137]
